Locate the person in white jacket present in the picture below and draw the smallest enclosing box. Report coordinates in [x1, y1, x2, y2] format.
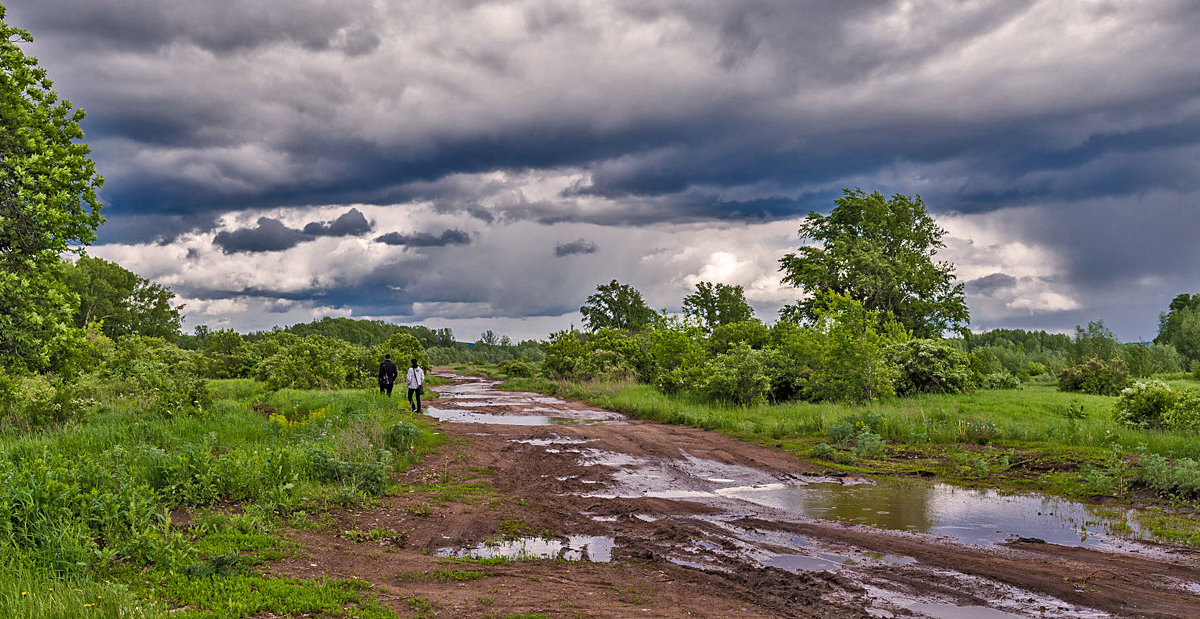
[406, 358, 425, 413]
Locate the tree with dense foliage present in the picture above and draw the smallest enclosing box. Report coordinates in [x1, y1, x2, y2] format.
[1071, 320, 1123, 365]
[1156, 293, 1200, 363]
[580, 279, 658, 332]
[803, 291, 902, 403]
[1, 7, 105, 371]
[778, 189, 968, 338]
[682, 281, 754, 333]
[63, 255, 182, 340]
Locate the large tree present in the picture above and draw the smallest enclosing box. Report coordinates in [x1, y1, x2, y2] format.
[1156, 293, 1200, 363]
[1, 6, 104, 370]
[580, 279, 657, 332]
[778, 188, 968, 338]
[682, 281, 754, 333]
[63, 255, 182, 340]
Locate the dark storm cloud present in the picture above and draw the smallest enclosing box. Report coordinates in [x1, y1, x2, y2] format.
[554, 239, 598, 257]
[10, 0, 381, 55]
[374, 230, 471, 248]
[213, 218, 308, 254]
[302, 208, 372, 237]
[967, 273, 1018, 296]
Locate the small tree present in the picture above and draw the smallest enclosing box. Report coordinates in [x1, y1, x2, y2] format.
[778, 189, 968, 337]
[682, 281, 754, 333]
[804, 291, 900, 403]
[580, 280, 657, 332]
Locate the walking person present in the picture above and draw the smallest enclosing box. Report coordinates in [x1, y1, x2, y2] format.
[378, 354, 398, 396]
[406, 358, 425, 413]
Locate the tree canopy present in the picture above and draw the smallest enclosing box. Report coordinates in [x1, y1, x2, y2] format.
[778, 188, 968, 338]
[682, 281, 754, 333]
[1, 7, 105, 370]
[1156, 293, 1200, 363]
[580, 279, 658, 332]
[62, 255, 182, 340]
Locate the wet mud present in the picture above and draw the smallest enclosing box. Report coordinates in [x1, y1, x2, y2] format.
[269, 372, 1200, 618]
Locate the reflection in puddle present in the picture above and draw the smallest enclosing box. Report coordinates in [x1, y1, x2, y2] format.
[437, 536, 614, 562]
[903, 602, 1026, 619]
[715, 482, 1145, 549]
[424, 406, 603, 426]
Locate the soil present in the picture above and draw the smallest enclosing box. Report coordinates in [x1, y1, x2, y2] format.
[268, 372, 1200, 618]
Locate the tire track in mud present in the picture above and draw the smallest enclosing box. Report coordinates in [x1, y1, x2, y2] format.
[274, 372, 1200, 618]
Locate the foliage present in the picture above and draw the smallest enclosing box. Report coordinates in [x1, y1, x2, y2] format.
[802, 292, 900, 403]
[0, 8, 105, 371]
[1071, 320, 1123, 365]
[682, 281, 754, 332]
[643, 316, 707, 390]
[1113, 380, 1179, 429]
[497, 358, 537, 378]
[697, 343, 770, 406]
[256, 335, 361, 390]
[1057, 357, 1130, 396]
[707, 319, 769, 355]
[1134, 454, 1200, 500]
[377, 332, 428, 371]
[1162, 390, 1200, 432]
[886, 338, 973, 396]
[778, 188, 968, 337]
[63, 255, 182, 340]
[977, 372, 1022, 390]
[1147, 343, 1185, 374]
[1156, 293, 1200, 363]
[579, 279, 657, 332]
[199, 329, 254, 379]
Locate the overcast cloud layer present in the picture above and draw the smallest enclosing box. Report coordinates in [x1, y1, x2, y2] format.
[9, 0, 1200, 341]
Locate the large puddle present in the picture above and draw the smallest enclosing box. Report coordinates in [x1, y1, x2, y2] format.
[715, 481, 1145, 549]
[425, 374, 626, 425]
[423, 406, 602, 426]
[437, 536, 614, 562]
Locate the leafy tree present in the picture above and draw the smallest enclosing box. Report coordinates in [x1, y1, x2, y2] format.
[1156, 294, 1200, 363]
[886, 339, 973, 396]
[580, 279, 657, 332]
[778, 189, 968, 337]
[1, 8, 105, 370]
[198, 329, 252, 379]
[1071, 320, 1123, 365]
[63, 255, 182, 340]
[707, 319, 769, 355]
[682, 281, 754, 332]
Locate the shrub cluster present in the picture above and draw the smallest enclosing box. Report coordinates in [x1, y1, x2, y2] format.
[1057, 358, 1130, 396]
[537, 292, 1021, 406]
[1113, 380, 1200, 431]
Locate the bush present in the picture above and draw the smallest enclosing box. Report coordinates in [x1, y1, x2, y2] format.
[1134, 454, 1200, 499]
[1192, 360, 1200, 381]
[1163, 389, 1200, 432]
[497, 358, 536, 378]
[257, 335, 360, 390]
[886, 339, 973, 396]
[1113, 380, 1178, 429]
[1057, 357, 1130, 396]
[385, 422, 422, 455]
[707, 320, 769, 355]
[540, 328, 588, 380]
[978, 372, 1021, 390]
[697, 343, 770, 406]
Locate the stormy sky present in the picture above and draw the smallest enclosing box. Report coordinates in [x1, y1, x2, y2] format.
[9, 0, 1200, 341]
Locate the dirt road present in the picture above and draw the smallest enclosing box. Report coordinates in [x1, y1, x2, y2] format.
[272, 372, 1200, 618]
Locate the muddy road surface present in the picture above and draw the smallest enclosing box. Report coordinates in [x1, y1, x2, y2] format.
[272, 372, 1200, 618]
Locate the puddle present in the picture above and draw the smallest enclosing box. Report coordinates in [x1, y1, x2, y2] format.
[510, 437, 595, 446]
[902, 602, 1026, 618]
[437, 536, 614, 562]
[714, 481, 1146, 549]
[424, 406, 604, 426]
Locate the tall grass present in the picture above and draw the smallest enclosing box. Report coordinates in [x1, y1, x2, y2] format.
[505, 377, 1200, 461]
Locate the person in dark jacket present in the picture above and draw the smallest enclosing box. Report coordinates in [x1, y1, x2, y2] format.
[378, 354, 398, 396]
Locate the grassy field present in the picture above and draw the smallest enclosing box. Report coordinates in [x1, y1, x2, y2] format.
[0, 379, 440, 618]
[495, 372, 1200, 545]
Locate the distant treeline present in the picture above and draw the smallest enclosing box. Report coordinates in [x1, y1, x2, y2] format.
[177, 316, 545, 365]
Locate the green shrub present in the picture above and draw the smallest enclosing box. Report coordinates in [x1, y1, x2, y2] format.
[385, 421, 422, 455]
[540, 328, 588, 380]
[1163, 389, 1200, 432]
[707, 320, 769, 355]
[497, 359, 536, 378]
[257, 335, 360, 390]
[978, 372, 1021, 390]
[1056, 357, 1130, 396]
[851, 429, 886, 459]
[1192, 360, 1200, 381]
[697, 343, 770, 406]
[886, 339, 973, 396]
[1113, 380, 1179, 429]
[1134, 454, 1200, 499]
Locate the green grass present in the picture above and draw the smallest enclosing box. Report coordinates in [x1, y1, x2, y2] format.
[501, 375, 1200, 516]
[0, 378, 440, 617]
